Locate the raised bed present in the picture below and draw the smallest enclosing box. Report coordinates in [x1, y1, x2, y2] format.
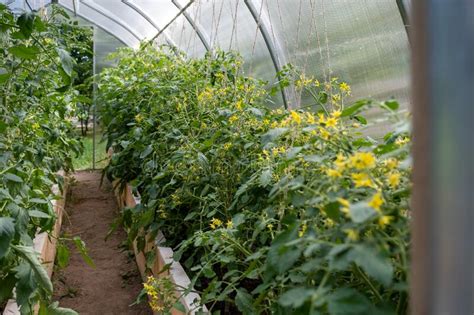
[113, 181, 208, 315]
[3, 175, 68, 315]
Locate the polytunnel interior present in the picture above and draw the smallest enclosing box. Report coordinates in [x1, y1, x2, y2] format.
[2, 0, 471, 314]
[5, 0, 411, 110]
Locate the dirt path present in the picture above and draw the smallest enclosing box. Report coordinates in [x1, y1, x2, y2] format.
[53, 171, 151, 315]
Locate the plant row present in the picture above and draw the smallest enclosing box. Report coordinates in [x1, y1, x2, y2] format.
[100, 46, 411, 315]
[1, 5, 86, 314]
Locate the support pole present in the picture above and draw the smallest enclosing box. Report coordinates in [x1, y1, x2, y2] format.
[244, 0, 294, 109]
[411, 1, 474, 314]
[92, 26, 97, 170]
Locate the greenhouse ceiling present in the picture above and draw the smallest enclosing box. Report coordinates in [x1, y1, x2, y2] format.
[3, 0, 411, 110]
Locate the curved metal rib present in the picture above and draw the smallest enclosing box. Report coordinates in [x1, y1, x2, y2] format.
[80, 0, 142, 43]
[122, 0, 177, 48]
[244, 0, 294, 109]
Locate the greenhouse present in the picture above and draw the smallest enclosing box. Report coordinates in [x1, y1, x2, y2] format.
[0, 0, 472, 314]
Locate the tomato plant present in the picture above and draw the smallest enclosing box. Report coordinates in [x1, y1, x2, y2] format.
[1, 5, 85, 314]
[100, 47, 411, 314]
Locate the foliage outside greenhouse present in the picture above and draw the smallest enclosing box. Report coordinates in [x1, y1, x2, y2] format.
[100, 47, 411, 314]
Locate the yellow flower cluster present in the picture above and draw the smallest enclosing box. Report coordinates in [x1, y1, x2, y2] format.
[210, 217, 223, 229]
[143, 276, 164, 312]
[349, 152, 376, 169]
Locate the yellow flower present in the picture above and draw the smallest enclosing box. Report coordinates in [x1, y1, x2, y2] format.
[368, 192, 384, 212]
[226, 220, 233, 229]
[210, 217, 223, 229]
[378, 215, 393, 229]
[325, 116, 338, 128]
[235, 100, 243, 110]
[319, 127, 330, 140]
[326, 169, 342, 178]
[270, 121, 279, 128]
[324, 218, 335, 228]
[318, 113, 326, 124]
[332, 94, 341, 102]
[223, 142, 232, 150]
[298, 223, 307, 237]
[314, 79, 320, 87]
[334, 153, 347, 171]
[331, 110, 342, 118]
[338, 198, 350, 216]
[267, 223, 274, 230]
[351, 172, 375, 188]
[263, 119, 270, 125]
[383, 158, 399, 170]
[135, 114, 143, 123]
[344, 229, 359, 241]
[306, 112, 316, 124]
[349, 152, 376, 169]
[290, 111, 302, 124]
[387, 172, 401, 188]
[32, 122, 40, 130]
[229, 115, 238, 123]
[339, 82, 351, 94]
[395, 136, 410, 146]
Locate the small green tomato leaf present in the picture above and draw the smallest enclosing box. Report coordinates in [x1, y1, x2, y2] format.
[327, 288, 371, 315]
[352, 245, 393, 286]
[0, 217, 15, 259]
[349, 202, 377, 223]
[278, 287, 316, 308]
[8, 45, 40, 59]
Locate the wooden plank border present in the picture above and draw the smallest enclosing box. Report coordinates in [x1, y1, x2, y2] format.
[113, 182, 208, 315]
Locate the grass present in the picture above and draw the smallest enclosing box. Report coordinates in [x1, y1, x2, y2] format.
[73, 132, 108, 170]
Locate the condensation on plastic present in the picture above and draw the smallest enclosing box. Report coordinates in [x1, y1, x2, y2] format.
[263, 0, 410, 110]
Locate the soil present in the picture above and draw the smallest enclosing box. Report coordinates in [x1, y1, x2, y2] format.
[52, 171, 152, 315]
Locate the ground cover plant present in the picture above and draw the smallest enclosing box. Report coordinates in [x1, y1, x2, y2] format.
[100, 46, 411, 314]
[0, 5, 87, 314]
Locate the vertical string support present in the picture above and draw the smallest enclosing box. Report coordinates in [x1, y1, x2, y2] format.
[171, 0, 211, 51]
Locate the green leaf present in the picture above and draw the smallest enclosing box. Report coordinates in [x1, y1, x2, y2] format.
[13, 245, 53, 295]
[352, 245, 393, 286]
[266, 225, 301, 276]
[73, 237, 95, 268]
[45, 302, 79, 315]
[8, 45, 40, 59]
[235, 289, 255, 314]
[17, 12, 35, 38]
[341, 100, 371, 117]
[349, 202, 377, 223]
[0, 217, 15, 259]
[4, 172, 23, 183]
[28, 210, 51, 219]
[172, 301, 186, 313]
[56, 48, 74, 77]
[327, 288, 371, 315]
[0, 273, 16, 303]
[381, 100, 399, 111]
[56, 243, 70, 269]
[261, 128, 288, 144]
[0, 72, 10, 85]
[259, 169, 272, 187]
[323, 202, 340, 222]
[278, 287, 316, 308]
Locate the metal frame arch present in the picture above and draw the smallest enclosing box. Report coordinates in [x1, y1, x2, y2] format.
[171, 0, 211, 51]
[122, 0, 178, 48]
[58, 0, 132, 46]
[243, 0, 294, 109]
[79, 0, 142, 45]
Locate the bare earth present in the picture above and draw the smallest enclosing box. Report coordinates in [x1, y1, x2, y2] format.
[53, 171, 151, 315]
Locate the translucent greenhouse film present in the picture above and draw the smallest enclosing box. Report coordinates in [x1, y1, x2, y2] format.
[44, 0, 409, 111]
